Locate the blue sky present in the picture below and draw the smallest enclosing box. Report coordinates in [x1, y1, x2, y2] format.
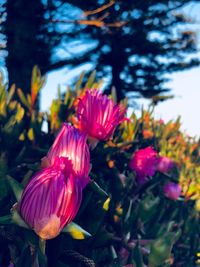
[40, 2, 200, 137]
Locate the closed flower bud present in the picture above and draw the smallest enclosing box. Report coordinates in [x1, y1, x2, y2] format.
[157, 156, 174, 173]
[163, 182, 181, 200]
[47, 123, 90, 187]
[19, 157, 82, 240]
[129, 147, 158, 183]
[76, 89, 125, 142]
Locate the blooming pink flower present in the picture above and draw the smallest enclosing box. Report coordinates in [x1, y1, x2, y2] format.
[76, 89, 125, 141]
[163, 182, 181, 200]
[19, 157, 82, 240]
[129, 147, 158, 183]
[157, 156, 174, 173]
[47, 123, 90, 187]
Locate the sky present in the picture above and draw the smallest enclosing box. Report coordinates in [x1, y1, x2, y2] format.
[40, 2, 200, 137]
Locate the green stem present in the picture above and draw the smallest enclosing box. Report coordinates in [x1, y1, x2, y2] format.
[39, 238, 46, 255]
[0, 215, 12, 224]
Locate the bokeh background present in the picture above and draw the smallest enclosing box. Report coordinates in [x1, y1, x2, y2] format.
[1, 1, 200, 136]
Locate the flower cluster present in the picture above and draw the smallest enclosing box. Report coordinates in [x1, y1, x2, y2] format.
[17, 87, 182, 243]
[129, 146, 181, 199]
[18, 89, 125, 240]
[19, 124, 90, 239]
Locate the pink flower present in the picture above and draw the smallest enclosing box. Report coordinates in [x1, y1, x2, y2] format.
[47, 123, 90, 187]
[163, 182, 181, 200]
[157, 156, 174, 173]
[158, 119, 164, 124]
[76, 89, 125, 141]
[129, 147, 158, 183]
[119, 247, 129, 263]
[19, 157, 82, 240]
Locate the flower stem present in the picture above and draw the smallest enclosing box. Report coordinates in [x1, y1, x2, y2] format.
[39, 238, 46, 255]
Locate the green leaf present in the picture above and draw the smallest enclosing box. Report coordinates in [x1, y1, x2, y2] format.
[89, 180, 108, 198]
[64, 86, 71, 104]
[132, 243, 144, 267]
[85, 70, 96, 88]
[17, 88, 29, 108]
[148, 233, 176, 267]
[111, 86, 117, 103]
[27, 94, 32, 106]
[139, 195, 160, 223]
[0, 210, 29, 229]
[0, 214, 12, 224]
[57, 85, 61, 99]
[110, 245, 118, 260]
[62, 222, 91, 240]
[7, 84, 16, 103]
[16, 104, 25, 122]
[11, 209, 29, 229]
[31, 66, 46, 104]
[0, 153, 9, 200]
[75, 71, 85, 92]
[7, 175, 24, 201]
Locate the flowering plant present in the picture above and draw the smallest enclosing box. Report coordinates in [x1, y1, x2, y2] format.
[0, 69, 199, 267]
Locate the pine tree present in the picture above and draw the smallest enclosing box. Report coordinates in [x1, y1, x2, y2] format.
[0, 0, 199, 101]
[1, 0, 51, 94]
[57, 0, 199, 100]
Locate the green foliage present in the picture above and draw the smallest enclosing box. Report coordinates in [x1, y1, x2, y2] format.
[0, 70, 199, 267]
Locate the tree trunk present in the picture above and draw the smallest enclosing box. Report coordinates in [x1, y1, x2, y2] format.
[5, 0, 50, 95]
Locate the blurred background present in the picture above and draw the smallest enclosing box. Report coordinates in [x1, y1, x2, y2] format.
[0, 0, 200, 136]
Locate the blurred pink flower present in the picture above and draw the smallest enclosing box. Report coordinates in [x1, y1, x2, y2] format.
[157, 156, 174, 173]
[119, 247, 129, 263]
[163, 182, 181, 200]
[47, 123, 90, 187]
[76, 89, 125, 142]
[158, 119, 164, 124]
[19, 157, 82, 240]
[129, 147, 158, 183]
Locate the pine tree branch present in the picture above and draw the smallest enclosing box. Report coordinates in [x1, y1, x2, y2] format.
[84, 1, 115, 16]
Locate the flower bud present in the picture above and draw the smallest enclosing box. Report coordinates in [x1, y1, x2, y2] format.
[19, 157, 82, 240]
[163, 182, 181, 200]
[157, 156, 174, 173]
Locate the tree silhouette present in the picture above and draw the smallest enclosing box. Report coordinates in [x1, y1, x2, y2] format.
[1, 0, 51, 94]
[0, 0, 199, 101]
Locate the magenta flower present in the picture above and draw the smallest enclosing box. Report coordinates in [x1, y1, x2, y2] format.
[158, 119, 164, 124]
[76, 89, 125, 142]
[129, 147, 158, 183]
[19, 157, 82, 240]
[163, 182, 181, 200]
[157, 156, 174, 173]
[47, 123, 90, 187]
